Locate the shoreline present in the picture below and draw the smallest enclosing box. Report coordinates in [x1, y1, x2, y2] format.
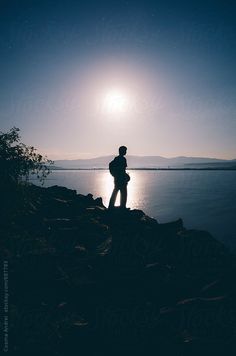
[50, 167, 236, 171]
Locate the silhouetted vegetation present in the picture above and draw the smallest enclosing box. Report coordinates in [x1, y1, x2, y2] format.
[0, 127, 53, 220]
[0, 127, 53, 185]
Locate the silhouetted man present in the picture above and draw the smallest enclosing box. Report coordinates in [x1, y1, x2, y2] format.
[108, 146, 130, 209]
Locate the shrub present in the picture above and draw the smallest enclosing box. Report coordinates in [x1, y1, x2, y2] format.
[0, 127, 53, 185]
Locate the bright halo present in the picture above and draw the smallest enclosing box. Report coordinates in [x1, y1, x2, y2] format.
[103, 89, 129, 114]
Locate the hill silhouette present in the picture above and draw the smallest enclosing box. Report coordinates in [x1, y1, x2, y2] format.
[53, 155, 235, 169]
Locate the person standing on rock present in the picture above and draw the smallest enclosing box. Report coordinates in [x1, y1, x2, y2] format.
[108, 146, 130, 209]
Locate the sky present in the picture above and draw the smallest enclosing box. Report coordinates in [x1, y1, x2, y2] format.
[0, 0, 236, 159]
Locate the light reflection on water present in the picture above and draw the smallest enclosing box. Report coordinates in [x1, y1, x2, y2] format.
[33, 169, 236, 249]
[97, 170, 141, 208]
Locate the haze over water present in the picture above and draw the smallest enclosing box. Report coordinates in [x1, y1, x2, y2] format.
[33, 169, 236, 250]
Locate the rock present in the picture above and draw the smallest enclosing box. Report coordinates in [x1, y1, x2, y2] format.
[94, 197, 105, 207]
[5, 182, 236, 356]
[42, 197, 73, 218]
[46, 185, 77, 199]
[158, 218, 183, 232]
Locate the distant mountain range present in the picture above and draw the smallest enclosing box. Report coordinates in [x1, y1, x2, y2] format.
[53, 156, 236, 169]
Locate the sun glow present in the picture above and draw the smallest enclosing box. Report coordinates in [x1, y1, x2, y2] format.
[103, 89, 129, 114]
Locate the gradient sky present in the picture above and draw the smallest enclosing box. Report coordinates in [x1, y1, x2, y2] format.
[0, 0, 236, 159]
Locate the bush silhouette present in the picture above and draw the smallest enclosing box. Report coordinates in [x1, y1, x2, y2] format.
[0, 127, 53, 185]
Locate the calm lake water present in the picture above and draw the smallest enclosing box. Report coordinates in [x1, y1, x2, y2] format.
[33, 170, 236, 249]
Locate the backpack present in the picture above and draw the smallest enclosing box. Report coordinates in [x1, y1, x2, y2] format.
[109, 158, 119, 177]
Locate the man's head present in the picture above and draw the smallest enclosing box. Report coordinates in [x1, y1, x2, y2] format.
[119, 146, 127, 156]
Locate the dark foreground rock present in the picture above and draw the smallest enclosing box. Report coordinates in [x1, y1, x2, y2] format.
[1, 184, 236, 356]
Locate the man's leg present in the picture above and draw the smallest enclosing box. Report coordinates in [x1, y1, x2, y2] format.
[120, 184, 127, 208]
[108, 185, 119, 208]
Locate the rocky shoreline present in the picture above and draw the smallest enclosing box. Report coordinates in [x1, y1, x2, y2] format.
[2, 184, 236, 355]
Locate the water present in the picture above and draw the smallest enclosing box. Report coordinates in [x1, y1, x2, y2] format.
[32, 170, 236, 249]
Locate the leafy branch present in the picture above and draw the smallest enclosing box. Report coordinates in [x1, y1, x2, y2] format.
[0, 127, 54, 184]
